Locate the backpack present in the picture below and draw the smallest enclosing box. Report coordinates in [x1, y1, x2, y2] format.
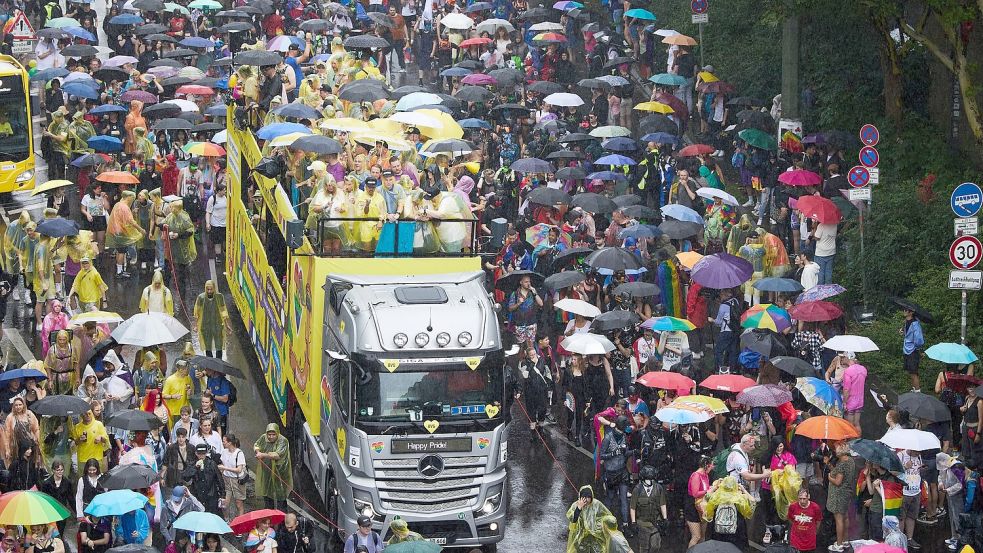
[725, 297, 745, 333]
[731, 151, 745, 169]
[227, 380, 238, 407]
[710, 445, 737, 482]
[713, 502, 738, 535]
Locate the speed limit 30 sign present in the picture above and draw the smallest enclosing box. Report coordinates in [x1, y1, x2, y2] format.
[950, 235, 983, 269]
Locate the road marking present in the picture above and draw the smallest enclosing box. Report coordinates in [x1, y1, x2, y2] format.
[4, 327, 36, 362]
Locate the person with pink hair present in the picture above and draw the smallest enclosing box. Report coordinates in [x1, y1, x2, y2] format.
[40, 300, 70, 357]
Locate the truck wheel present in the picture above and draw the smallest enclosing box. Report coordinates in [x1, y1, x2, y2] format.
[483, 544, 497, 553]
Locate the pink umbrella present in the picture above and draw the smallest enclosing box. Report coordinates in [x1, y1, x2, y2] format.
[146, 66, 178, 78]
[104, 55, 138, 67]
[119, 90, 159, 104]
[461, 73, 497, 86]
[778, 169, 823, 186]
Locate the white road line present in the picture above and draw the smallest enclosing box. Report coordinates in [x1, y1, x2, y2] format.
[4, 327, 36, 362]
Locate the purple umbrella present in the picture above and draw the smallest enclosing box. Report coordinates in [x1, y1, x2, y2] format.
[735, 384, 794, 407]
[461, 73, 497, 86]
[146, 66, 179, 78]
[119, 90, 159, 104]
[690, 253, 753, 289]
[795, 283, 847, 304]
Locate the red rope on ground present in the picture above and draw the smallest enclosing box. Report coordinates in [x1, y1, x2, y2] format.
[513, 397, 581, 493]
[255, 456, 342, 531]
[161, 230, 194, 324]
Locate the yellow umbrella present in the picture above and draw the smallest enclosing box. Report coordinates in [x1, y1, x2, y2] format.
[634, 101, 675, 114]
[671, 394, 729, 414]
[31, 180, 74, 196]
[351, 131, 414, 151]
[415, 108, 464, 140]
[268, 132, 310, 148]
[367, 117, 404, 136]
[70, 311, 123, 324]
[697, 71, 719, 83]
[663, 33, 698, 46]
[675, 251, 704, 269]
[319, 117, 369, 133]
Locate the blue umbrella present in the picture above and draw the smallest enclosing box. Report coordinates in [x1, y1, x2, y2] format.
[640, 132, 678, 145]
[84, 490, 148, 517]
[649, 73, 687, 86]
[109, 13, 144, 24]
[926, 343, 979, 365]
[180, 36, 215, 48]
[655, 406, 712, 425]
[595, 154, 636, 166]
[440, 67, 472, 77]
[0, 368, 47, 383]
[205, 104, 227, 117]
[72, 153, 107, 168]
[64, 26, 97, 41]
[63, 82, 100, 100]
[256, 122, 311, 140]
[173, 511, 233, 534]
[618, 224, 661, 240]
[624, 7, 656, 20]
[602, 137, 637, 152]
[661, 204, 704, 224]
[753, 277, 804, 293]
[89, 104, 128, 115]
[30, 67, 69, 82]
[587, 170, 627, 182]
[87, 135, 124, 153]
[457, 118, 491, 130]
[796, 377, 844, 416]
[37, 218, 80, 238]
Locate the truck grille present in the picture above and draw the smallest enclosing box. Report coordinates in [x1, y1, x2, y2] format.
[374, 455, 487, 510]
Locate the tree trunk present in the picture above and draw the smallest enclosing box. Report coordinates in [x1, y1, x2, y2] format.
[879, 45, 905, 126]
[955, 51, 983, 149]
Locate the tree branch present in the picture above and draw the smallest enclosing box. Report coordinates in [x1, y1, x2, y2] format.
[903, 22, 955, 73]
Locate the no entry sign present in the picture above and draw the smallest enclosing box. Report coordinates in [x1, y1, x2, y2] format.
[859, 146, 879, 168]
[848, 166, 870, 188]
[950, 235, 983, 269]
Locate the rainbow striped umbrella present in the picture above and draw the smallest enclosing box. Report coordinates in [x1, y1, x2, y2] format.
[183, 141, 226, 157]
[641, 316, 695, 332]
[740, 303, 791, 332]
[0, 491, 72, 525]
[532, 32, 567, 44]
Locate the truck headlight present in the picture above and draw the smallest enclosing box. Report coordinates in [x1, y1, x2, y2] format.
[457, 332, 472, 346]
[414, 332, 429, 347]
[479, 485, 503, 515]
[393, 333, 408, 348]
[16, 170, 33, 183]
[352, 490, 381, 521]
[435, 332, 451, 347]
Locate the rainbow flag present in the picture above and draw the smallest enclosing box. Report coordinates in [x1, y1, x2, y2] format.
[880, 480, 904, 517]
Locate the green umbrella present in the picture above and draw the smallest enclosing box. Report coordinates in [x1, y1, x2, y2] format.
[164, 2, 191, 13]
[624, 8, 656, 20]
[830, 196, 859, 220]
[384, 541, 442, 553]
[44, 17, 81, 28]
[649, 73, 686, 86]
[187, 0, 220, 9]
[738, 128, 778, 151]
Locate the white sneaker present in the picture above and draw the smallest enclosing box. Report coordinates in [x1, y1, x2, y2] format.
[742, 199, 754, 207]
[399, 68, 407, 73]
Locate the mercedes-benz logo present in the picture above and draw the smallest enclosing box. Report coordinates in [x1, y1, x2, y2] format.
[418, 455, 444, 478]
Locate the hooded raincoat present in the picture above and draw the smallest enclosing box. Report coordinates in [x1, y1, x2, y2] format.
[565, 486, 612, 553]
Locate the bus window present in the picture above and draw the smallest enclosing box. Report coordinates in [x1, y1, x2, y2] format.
[332, 360, 350, 418]
[0, 78, 29, 163]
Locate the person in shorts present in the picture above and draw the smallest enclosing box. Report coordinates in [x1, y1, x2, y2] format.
[218, 433, 246, 520]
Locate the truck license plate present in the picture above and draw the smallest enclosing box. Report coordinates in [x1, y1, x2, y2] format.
[427, 538, 447, 545]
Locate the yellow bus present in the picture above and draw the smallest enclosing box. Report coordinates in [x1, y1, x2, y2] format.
[0, 54, 35, 194]
[225, 110, 508, 551]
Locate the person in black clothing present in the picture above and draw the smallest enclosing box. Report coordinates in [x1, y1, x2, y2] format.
[182, 443, 225, 516]
[276, 514, 313, 553]
[78, 515, 111, 553]
[40, 461, 74, 535]
[9, 440, 47, 492]
[77, 458, 104, 517]
[517, 346, 553, 440]
[257, 65, 284, 112]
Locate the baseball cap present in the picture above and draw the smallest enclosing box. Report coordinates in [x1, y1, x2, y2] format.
[407, 127, 420, 134]
[381, 169, 393, 177]
[307, 160, 326, 172]
[171, 485, 187, 500]
[357, 515, 372, 528]
[195, 443, 209, 454]
[364, 178, 378, 187]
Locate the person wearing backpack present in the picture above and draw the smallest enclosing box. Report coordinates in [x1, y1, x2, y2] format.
[599, 415, 633, 529]
[343, 516, 383, 553]
[703, 475, 754, 546]
[205, 369, 235, 435]
[711, 287, 743, 374]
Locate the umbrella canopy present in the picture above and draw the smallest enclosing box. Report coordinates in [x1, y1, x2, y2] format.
[99, 464, 160, 490]
[636, 371, 695, 392]
[37, 218, 80, 238]
[778, 169, 823, 187]
[0, 491, 72, 525]
[770, 356, 817, 377]
[70, 310, 123, 324]
[560, 333, 616, 355]
[613, 281, 660, 298]
[552, 247, 593, 269]
[544, 271, 585, 291]
[174, 511, 234, 534]
[741, 330, 787, 357]
[183, 142, 225, 157]
[661, 204, 704, 224]
[441, 12, 475, 29]
[510, 157, 553, 174]
[659, 220, 704, 239]
[641, 316, 695, 332]
[897, 392, 951, 422]
[105, 409, 164, 431]
[649, 73, 687, 86]
[85, 490, 149, 517]
[688, 541, 742, 553]
[590, 310, 641, 332]
[571, 192, 617, 213]
[925, 343, 978, 364]
[528, 80, 565, 95]
[678, 144, 714, 157]
[675, 251, 704, 270]
[699, 374, 757, 393]
[788, 300, 843, 322]
[738, 128, 778, 150]
[849, 439, 903, 472]
[384, 541, 442, 553]
[595, 154, 636, 166]
[526, 186, 571, 206]
[796, 377, 844, 416]
[736, 384, 793, 407]
[29, 394, 93, 416]
[460, 73, 496, 86]
[232, 50, 282, 66]
[553, 298, 601, 318]
[889, 296, 935, 324]
[524, 223, 571, 249]
[696, 187, 739, 206]
[256, 123, 311, 140]
[795, 284, 847, 303]
[672, 395, 729, 414]
[794, 415, 859, 440]
[741, 304, 792, 332]
[797, 195, 842, 224]
[822, 335, 878, 352]
[879, 429, 941, 451]
[187, 355, 245, 379]
[543, 92, 584, 107]
[31, 180, 74, 196]
[111, 312, 190, 346]
[691, 253, 753, 289]
[585, 247, 643, 272]
[589, 125, 631, 138]
[290, 135, 343, 155]
[753, 277, 804, 293]
[655, 405, 711, 424]
[555, 167, 587, 180]
[0, 368, 47, 384]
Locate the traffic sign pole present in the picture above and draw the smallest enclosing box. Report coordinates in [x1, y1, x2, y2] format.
[691, 0, 707, 67]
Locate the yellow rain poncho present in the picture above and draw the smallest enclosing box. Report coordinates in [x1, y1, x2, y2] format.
[106, 191, 145, 250]
[771, 464, 803, 521]
[757, 226, 791, 277]
[703, 476, 755, 522]
[565, 486, 611, 553]
[601, 516, 632, 553]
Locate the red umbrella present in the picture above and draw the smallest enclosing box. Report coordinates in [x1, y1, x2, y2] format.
[778, 169, 822, 187]
[797, 195, 842, 223]
[699, 374, 756, 393]
[636, 371, 695, 392]
[460, 37, 492, 47]
[96, 171, 140, 184]
[461, 73, 497, 86]
[677, 144, 714, 157]
[653, 92, 688, 120]
[942, 373, 983, 395]
[788, 300, 843, 322]
[175, 84, 215, 96]
[230, 509, 285, 535]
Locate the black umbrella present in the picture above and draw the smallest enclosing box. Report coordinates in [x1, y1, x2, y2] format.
[687, 540, 743, 553]
[38, 218, 80, 238]
[557, 132, 598, 143]
[658, 219, 702, 238]
[143, 103, 183, 118]
[740, 329, 787, 357]
[897, 392, 951, 422]
[454, 86, 495, 103]
[392, 85, 431, 99]
[516, 7, 551, 20]
[527, 80, 565, 95]
[61, 44, 99, 58]
[273, 102, 321, 120]
[338, 85, 388, 102]
[367, 12, 395, 27]
[79, 338, 117, 372]
[490, 102, 532, 115]
[526, 186, 570, 206]
[107, 545, 158, 553]
[105, 409, 163, 431]
[187, 355, 245, 378]
[603, 56, 634, 69]
[29, 395, 93, 417]
[613, 194, 642, 208]
[770, 356, 817, 377]
[638, 114, 678, 135]
[153, 117, 193, 131]
[571, 192, 617, 214]
[216, 9, 250, 18]
[622, 204, 661, 221]
[823, 129, 860, 149]
[585, 247, 643, 272]
[545, 150, 582, 161]
[849, 439, 904, 472]
[99, 464, 160, 490]
[889, 296, 935, 324]
[192, 122, 224, 132]
[177, 112, 204, 124]
[299, 18, 331, 31]
[344, 35, 390, 49]
[148, 59, 185, 69]
[94, 67, 127, 82]
[495, 270, 544, 291]
[162, 48, 196, 59]
[510, 158, 553, 174]
[590, 309, 641, 332]
[487, 69, 525, 86]
[553, 247, 593, 269]
[291, 135, 343, 155]
[233, 50, 282, 66]
[145, 33, 178, 43]
[613, 281, 660, 298]
[160, 76, 193, 88]
[544, 271, 585, 291]
[219, 21, 253, 32]
[193, 77, 220, 88]
[134, 23, 167, 35]
[133, 0, 164, 10]
[577, 78, 610, 90]
[425, 138, 473, 154]
[555, 167, 586, 180]
[38, 28, 69, 39]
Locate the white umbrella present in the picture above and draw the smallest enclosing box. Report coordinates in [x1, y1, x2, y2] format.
[596, 75, 629, 87]
[543, 92, 584, 107]
[561, 333, 615, 355]
[396, 92, 443, 111]
[389, 111, 442, 128]
[161, 99, 199, 112]
[553, 298, 601, 318]
[475, 18, 514, 35]
[529, 21, 564, 32]
[697, 187, 739, 206]
[105, 55, 138, 67]
[440, 12, 475, 30]
[822, 334, 879, 353]
[589, 125, 631, 138]
[211, 130, 227, 144]
[111, 312, 190, 347]
[879, 429, 942, 451]
[655, 29, 679, 37]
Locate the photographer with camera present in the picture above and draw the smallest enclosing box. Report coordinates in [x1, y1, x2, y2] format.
[600, 415, 634, 530]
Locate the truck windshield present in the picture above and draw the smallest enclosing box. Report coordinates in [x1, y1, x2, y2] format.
[354, 353, 504, 422]
[0, 76, 29, 162]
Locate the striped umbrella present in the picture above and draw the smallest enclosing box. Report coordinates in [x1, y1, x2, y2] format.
[740, 303, 791, 332]
[0, 491, 72, 525]
[641, 316, 695, 332]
